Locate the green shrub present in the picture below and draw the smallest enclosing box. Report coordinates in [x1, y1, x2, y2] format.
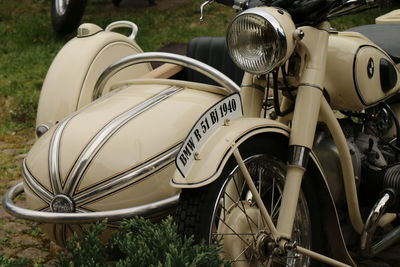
[0, 254, 30, 267]
[57, 216, 230, 267]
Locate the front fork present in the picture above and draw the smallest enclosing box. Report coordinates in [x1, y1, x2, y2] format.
[277, 24, 329, 238]
[234, 25, 352, 266]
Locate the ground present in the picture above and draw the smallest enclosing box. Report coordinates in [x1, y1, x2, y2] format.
[0, 132, 63, 265]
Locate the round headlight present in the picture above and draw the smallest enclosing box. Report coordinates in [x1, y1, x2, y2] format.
[227, 7, 295, 75]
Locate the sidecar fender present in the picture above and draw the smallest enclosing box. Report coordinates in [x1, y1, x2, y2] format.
[171, 117, 355, 266]
[36, 26, 152, 132]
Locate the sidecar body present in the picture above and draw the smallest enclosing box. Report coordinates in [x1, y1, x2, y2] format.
[26, 78, 227, 243]
[4, 22, 236, 245]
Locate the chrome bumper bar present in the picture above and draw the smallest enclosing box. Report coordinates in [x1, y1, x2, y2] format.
[2, 182, 179, 224]
[93, 52, 241, 100]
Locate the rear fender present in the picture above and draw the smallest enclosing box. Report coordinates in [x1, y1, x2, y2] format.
[36, 25, 152, 134]
[171, 117, 355, 265]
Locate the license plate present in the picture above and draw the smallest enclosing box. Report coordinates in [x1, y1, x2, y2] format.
[176, 93, 243, 177]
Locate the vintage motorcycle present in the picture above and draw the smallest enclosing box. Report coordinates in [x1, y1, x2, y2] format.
[4, 0, 400, 265]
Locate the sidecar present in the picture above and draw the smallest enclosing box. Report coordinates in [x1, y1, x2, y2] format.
[3, 21, 240, 245]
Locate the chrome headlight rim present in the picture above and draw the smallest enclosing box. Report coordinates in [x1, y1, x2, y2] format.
[227, 8, 289, 75]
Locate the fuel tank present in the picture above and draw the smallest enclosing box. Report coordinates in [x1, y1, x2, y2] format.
[23, 80, 226, 244]
[325, 31, 400, 111]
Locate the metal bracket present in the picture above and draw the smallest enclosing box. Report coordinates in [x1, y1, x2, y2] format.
[200, 0, 214, 21]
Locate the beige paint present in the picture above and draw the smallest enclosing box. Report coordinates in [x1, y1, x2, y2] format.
[140, 64, 183, 79]
[171, 117, 290, 187]
[376, 9, 400, 24]
[276, 165, 305, 238]
[275, 25, 329, 239]
[289, 25, 328, 148]
[110, 78, 231, 96]
[25, 80, 224, 213]
[83, 163, 179, 210]
[240, 73, 265, 117]
[36, 29, 152, 131]
[325, 32, 400, 111]
[320, 97, 364, 234]
[354, 47, 399, 105]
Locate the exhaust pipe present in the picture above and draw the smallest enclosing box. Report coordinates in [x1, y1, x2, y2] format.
[360, 191, 400, 257]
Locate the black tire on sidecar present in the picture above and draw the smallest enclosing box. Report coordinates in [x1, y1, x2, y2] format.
[51, 0, 87, 34]
[177, 136, 325, 266]
[112, 0, 122, 7]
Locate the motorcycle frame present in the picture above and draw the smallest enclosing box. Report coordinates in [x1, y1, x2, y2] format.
[4, 8, 400, 265]
[173, 22, 372, 266]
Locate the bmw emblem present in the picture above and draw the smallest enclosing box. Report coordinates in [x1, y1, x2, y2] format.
[51, 194, 75, 213]
[367, 58, 374, 78]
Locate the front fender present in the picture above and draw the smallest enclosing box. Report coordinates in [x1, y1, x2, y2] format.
[171, 117, 290, 188]
[171, 117, 355, 265]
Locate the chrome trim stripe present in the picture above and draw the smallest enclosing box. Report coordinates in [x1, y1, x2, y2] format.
[49, 119, 70, 194]
[48, 86, 126, 196]
[63, 86, 183, 196]
[3, 182, 179, 224]
[74, 145, 180, 205]
[22, 160, 53, 203]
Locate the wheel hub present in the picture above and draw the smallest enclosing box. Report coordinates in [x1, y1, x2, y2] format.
[218, 201, 273, 263]
[254, 232, 276, 261]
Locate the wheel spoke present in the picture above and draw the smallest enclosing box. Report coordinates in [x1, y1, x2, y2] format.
[271, 193, 282, 219]
[214, 215, 252, 247]
[232, 176, 257, 243]
[233, 239, 256, 262]
[270, 173, 276, 216]
[223, 190, 259, 230]
[258, 164, 264, 232]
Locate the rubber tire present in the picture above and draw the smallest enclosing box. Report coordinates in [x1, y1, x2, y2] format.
[112, 0, 122, 7]
[51, 0, 87, 34]
[177, 136, 324, 266]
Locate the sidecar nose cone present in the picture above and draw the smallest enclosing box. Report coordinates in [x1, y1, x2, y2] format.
[51, 194, 75, 213]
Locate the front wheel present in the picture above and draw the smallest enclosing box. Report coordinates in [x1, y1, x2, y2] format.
[51, 0, 87, 34]
[177, 138, 323, 266]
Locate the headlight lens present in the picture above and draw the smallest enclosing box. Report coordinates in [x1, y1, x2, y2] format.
[227, 8, 289, 75]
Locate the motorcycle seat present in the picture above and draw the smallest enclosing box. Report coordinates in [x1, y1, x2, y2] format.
[347, 24, 400, 64]
[185, 36, 244, 86]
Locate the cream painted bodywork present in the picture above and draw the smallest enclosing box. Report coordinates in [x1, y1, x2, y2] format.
[36, 27, 152, 131]
[172, 118, 289, 187]
[376, 9, 400, 24]
[325, 31, 400, 111]
[26, 80, 225, 215]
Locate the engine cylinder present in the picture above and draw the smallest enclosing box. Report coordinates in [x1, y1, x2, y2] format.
[383, 164, 400, 211]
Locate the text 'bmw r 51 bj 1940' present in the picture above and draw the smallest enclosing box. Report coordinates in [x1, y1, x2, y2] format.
[4, 0, 400, 265]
